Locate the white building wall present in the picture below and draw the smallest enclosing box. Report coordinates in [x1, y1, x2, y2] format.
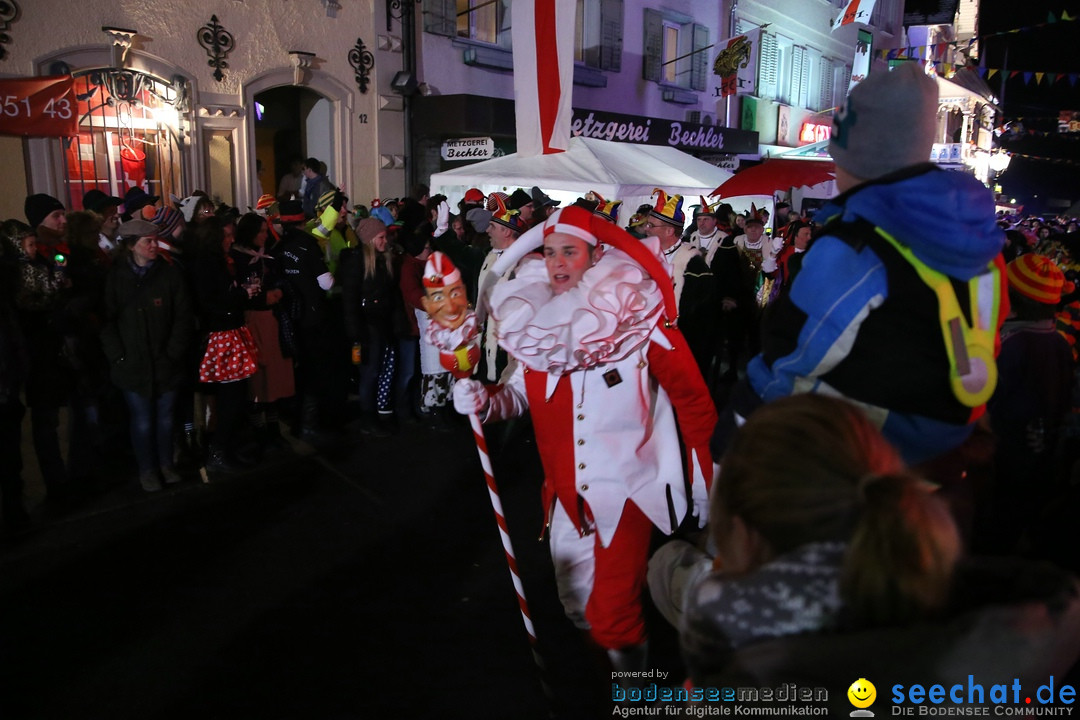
[417, 0, 723, 123]
[0, 0, 390, 219]
[413, 0, 898, 161]
[734, 0, 905, 152]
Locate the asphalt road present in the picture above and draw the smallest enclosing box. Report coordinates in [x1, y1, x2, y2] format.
[0, 416, 685, 720]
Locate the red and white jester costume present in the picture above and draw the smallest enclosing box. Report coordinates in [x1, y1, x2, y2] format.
[453, 205, 717, 662]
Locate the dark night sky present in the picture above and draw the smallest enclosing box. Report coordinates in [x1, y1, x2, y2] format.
[976, 1, 1080, 212]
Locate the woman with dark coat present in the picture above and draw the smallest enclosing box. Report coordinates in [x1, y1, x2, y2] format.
[100, 220, 193, 491]
[231, 212, 294, 448]
[339, 217, 406, 435]
[8, 218, 74, 504]
[184, 218, 259, 475]
[0, 222, 31, 532]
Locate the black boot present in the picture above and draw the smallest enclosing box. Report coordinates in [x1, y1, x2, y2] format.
[298, 397, 333, 444]
[423, 406, 455, 433]
[357, 412, 391, 438]
[204, 448, 234, 478]
[205, 446, 251, 477]
[263, 419, 291, 450]
[377, 411, 399, 436]
[177, 428, 204, 470]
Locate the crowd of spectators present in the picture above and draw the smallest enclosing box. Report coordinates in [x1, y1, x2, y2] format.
[2, 136, 1078, 710]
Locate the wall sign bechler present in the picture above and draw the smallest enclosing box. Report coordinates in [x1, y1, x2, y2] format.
[441, 137, 495, 161]
[571, 108, 758, 155]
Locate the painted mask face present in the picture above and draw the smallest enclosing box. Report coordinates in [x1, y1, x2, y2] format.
[422, 277, 469, 329]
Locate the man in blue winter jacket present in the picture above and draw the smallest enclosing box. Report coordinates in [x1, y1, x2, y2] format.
[716, 62, 1008, 467]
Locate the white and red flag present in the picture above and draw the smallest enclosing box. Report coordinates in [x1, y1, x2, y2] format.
[831, 0, 878, 31]
[512, 0, 576, 156]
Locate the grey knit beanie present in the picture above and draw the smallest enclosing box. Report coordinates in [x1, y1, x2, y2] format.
[829, 62, 938, 181]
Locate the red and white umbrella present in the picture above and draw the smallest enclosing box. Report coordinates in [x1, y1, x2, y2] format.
[711, 158, 835, 199]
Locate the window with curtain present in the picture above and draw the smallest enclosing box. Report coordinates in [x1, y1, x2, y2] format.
[455, 0, 504, 45]
[643, 7, 709, 91]
[574, 0, 625, 69]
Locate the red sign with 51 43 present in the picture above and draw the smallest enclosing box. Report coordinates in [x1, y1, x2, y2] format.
[0, 76, 77, 138]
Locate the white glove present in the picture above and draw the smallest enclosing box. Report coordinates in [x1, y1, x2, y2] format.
[452, 378, 489, 416]
[691, 478, 710, 529]
[316, 272, 335, 291]
[435, 199, 451, 235]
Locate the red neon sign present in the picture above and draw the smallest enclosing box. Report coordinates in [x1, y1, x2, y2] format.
[799, 122, 832, 144]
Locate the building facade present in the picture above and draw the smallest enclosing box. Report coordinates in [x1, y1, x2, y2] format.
[0, 0, 995, 222]
[0, 0, 409, 221]
[412, 0, 911, 185]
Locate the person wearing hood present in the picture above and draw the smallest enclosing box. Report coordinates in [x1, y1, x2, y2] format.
[714, 63, 1009, 472]
[657, 394, 1080, 717]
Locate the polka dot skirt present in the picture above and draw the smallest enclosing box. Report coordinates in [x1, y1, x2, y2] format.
[199, 327, 260, 383]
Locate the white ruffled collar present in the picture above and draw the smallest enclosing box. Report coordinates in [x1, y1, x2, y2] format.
[489, 245, 664, 375]
[425, 313, 479, 353]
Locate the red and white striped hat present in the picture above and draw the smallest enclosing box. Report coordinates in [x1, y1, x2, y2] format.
[423, 251, 462, 289]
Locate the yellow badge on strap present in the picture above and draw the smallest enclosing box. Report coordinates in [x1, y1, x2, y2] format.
[876, 228, 1000, 408]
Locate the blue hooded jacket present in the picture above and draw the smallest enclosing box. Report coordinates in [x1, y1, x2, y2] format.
[740, 164, 1006, 464]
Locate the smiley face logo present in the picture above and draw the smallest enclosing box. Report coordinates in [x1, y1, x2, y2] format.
[848, 678, 876, 713]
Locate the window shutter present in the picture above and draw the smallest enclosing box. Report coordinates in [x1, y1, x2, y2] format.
[790, 45, 805, 107]
[837, 64, 851, 105]
[734, 18, 750, 37]
[759, 32, 778, 99]
[799, 47, 811, 108]
[690, 23, 709, 91]
[422, 0, 456, 37]
[599, 0, 623, 72]
[643, 8, 662, 82]
[818, 57, 834, 111]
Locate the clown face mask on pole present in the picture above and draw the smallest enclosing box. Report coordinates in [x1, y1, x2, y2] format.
[421, 251, 480, 377]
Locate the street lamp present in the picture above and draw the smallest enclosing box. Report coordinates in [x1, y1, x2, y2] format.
[989, 150, 1011, 175]
[989, 150, 1011, 197]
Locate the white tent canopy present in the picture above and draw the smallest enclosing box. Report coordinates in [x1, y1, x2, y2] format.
[429, 136, 734, 219]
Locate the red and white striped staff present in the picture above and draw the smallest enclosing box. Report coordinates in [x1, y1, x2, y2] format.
[466, 410, 538, 646]
[419, 251, 548, 692]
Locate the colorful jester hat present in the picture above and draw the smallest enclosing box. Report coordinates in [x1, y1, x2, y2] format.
[649, 188, 685, 227]
[695, 196, 721, 218]
[585, 190, 622, 225]
[488, 193, 524, 233]
[744, 203, 766, 227]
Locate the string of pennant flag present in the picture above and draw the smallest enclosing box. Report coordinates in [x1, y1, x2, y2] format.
[872, 10, 1080, 85]
[978, 9, 1076, 39]
[999, 125, 1080, 138]
[1002, 151, 1080, 166]
[976, 68, 1079, 86]
[876, 57, 1080, 86]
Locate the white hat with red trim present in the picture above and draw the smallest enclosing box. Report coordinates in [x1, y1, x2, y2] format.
[423, 251, 462, 289]
[491, 204, 679, 326]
